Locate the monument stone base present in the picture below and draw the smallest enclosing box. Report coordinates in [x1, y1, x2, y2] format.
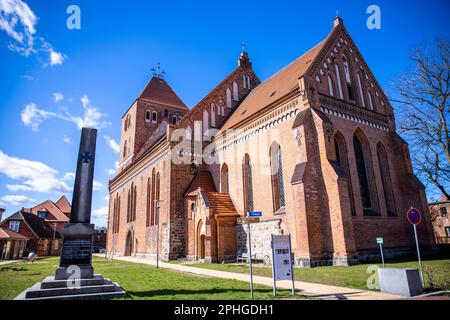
[15, 274, 126, 300]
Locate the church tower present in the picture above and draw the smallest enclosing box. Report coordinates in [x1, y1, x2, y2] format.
[119, 74, 188, 170]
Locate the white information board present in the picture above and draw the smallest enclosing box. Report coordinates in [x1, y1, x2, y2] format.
[271, 235, 294, 281]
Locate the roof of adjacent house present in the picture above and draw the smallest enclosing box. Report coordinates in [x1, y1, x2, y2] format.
[55, 195, 71, 214]
[0, 226, 29, 240]
[205, 192, 239, 216]
[30, 200, 69, 222]
[6, 210, 60, 239]
[185, 169, 217, 196]
[138, 76, 188, 111]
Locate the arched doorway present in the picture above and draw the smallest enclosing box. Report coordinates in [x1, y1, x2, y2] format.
[200, 235, 206, 259]
[125, 231, 133, 256]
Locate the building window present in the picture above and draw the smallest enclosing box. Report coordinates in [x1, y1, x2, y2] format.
[150, 169, 156, 226]
[146, 178, 151, 227]
[335, 64, 344, 99]
[38, 211, 47, 219]
[377, 143, 397, 216]
[440, 207, 448, 217]
[211, 103, 216, 127]
[242, 154, 254, 213]
[270, 143, 286, 212]
[112, 194, 120, 234]
[334, 133, 356, 216]
[243, 74, 247, 89]
[357, 74, 366, 108]
[221, 163, 229, 193]
[226, 88, 232, 109]
[203, 110, 209, 134]
[9, 221, 20, 232]
[145, 110, 151, 122]
[368, 91, 375, 110]
[446, 227, 450, 238]
[152, 111, 157, 123]
[123, 141, 127, 158]
[353, 133, 376, 214]
[327, 75, 334, 97]
[164, 109, 169, 118]
[233, 81, 239, 101]
[172, 116, 177, 125]
[247, 76, 251, 89]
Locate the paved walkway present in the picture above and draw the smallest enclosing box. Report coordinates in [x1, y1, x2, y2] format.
[110, 255, 403, 300]
[0, 259, 23, 266]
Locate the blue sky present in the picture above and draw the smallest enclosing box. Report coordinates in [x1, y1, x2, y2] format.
[0, 0, 449, 227]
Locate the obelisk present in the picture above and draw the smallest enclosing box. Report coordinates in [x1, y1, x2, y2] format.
[55, 127, 97, 280]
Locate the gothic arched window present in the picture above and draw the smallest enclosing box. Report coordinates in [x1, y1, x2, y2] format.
[203, 110, 209, 134]
[335, 63, 344, 99]
[145, 110, 151, 122]
[123, 141, 127, 158]
[242, 154, 254, 213]
[327, 75, 335, 97]
[334, 133, 356, 216]
[233, 81, 239, 101]
[164, 109, 169, 118]
[353, 131, 379, 215]
[357, 73, 366, 108]
[343, 56, 355, 101]
[146, 178, 151, 227]
[226, 88, 232, 109]
[151, 169, 156, 226]
[211, 103, 216, 128]
[172, 116, 177, 125]
[243, 74, 247, 89]
[221, 163, 229, 194]
[368, 91, 375, 110]
[152, 111, 157, 123]
[377, 143, 397, 216]
[270, 143, 286, 212]
[127, 188, 131, 223]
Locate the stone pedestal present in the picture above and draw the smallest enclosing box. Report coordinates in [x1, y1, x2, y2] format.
[55, 223, 95, 280]
[378, 268, 423, 297]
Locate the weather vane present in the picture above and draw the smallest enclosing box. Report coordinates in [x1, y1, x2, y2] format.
[151, 62, 166, 79]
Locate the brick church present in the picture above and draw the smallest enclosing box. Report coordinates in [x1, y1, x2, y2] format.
[107, 17, 436, 267]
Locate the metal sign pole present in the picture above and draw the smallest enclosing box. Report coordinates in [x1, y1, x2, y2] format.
[379, 243, 385, 268]
[248, 222, 254, 300]
[288, 234, 295, 295]
[271, 234, 276, 297]
[413, 224, 424, 287]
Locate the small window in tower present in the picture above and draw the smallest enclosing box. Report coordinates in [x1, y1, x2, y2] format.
[152, 111, 157, 123]
[164, 109, 169, 117]
[172, 116, 177, 125]
[440, 207, 447, 217]
[145, 110, 151, 122]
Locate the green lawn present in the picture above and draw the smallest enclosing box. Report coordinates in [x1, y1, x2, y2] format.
[0, 257, 300, 300]
[187, 259, 450, 292]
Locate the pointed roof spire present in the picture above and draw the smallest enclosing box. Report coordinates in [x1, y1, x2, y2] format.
[238, 43, 252, 69]
[333, 13, 344, 28]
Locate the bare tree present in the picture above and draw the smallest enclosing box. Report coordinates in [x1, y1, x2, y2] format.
[393, 40, 450, 200]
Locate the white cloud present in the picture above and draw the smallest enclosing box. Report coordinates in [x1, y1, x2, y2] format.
[92, 206, 109, 226]
[22, 74, 34, 80]
[52, 92, 63, 103]
[49, 49, 63, 66]
[21, 95, 110, 131]
[93, 180, 103, 191]
[104, 195, 109, 201]
[0, 150, 72, 194]
[0, 195, 36, 206]
[0, 0, 65, 66]
[62, 135, 71, 144]
[106, 161, 119, 176]
[104, 136, 120, 154]
[63, 172, 75, 181]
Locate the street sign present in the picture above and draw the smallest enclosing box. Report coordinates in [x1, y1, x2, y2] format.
[248, 211, 262, 217]
[376, 237, 384, 244]
[237, 217, 260, 225]
[407, 207, 422, 225]
[271, 235, 295, 296]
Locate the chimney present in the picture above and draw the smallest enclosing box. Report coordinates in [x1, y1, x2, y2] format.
[0, 207, 5, 222]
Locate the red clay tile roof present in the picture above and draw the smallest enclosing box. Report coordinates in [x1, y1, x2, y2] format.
[139, 76, 188, 111]
[31, 200, 69, 222]
[206, 192, 239, 216]
[0, 226, 29, 240]
[185, 169, 217, 196]
[219, 40, 326, 132]
[6, 210, 60, 239]
[55, 195, 71, 214]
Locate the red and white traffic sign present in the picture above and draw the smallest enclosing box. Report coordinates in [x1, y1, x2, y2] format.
[407, 207, 421, 225]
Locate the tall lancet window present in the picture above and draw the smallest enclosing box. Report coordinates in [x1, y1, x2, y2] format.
[226, 88, 232, 108]
[368, 91, 375, 110]
[377, 143, 397, 216]
[327, 75, 335, 97]
[221, 163, 229, 194]
[242, 154, 254, 213]
[270, 143, 286, 212]
[335, 64, 344, 99]
[233, 81, 239, 101]
[211, 103, 216, 127]
[243, 74, 247, 89]
[357, 74, 366, 108]
[343, 56, 355, 101]
[203, 110, 209, 134]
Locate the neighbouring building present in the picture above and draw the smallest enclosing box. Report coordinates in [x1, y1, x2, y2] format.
[0, 210, 62, 257]
[108, 17, 436, 267]
[0, 226, 29, 260]
[29, 196, 71, 232]
[94, 227, 108, 249]
[429, 198, 450, 245]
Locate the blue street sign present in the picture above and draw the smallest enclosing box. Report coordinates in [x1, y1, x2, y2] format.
[248, 211, 262, 217]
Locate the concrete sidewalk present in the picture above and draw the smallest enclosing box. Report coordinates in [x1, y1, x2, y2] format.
[0, 259, 23, 266]
[109, 255, 402, 300]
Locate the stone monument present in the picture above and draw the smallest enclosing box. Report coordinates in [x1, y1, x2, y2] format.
[16, 128, 125, 300]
